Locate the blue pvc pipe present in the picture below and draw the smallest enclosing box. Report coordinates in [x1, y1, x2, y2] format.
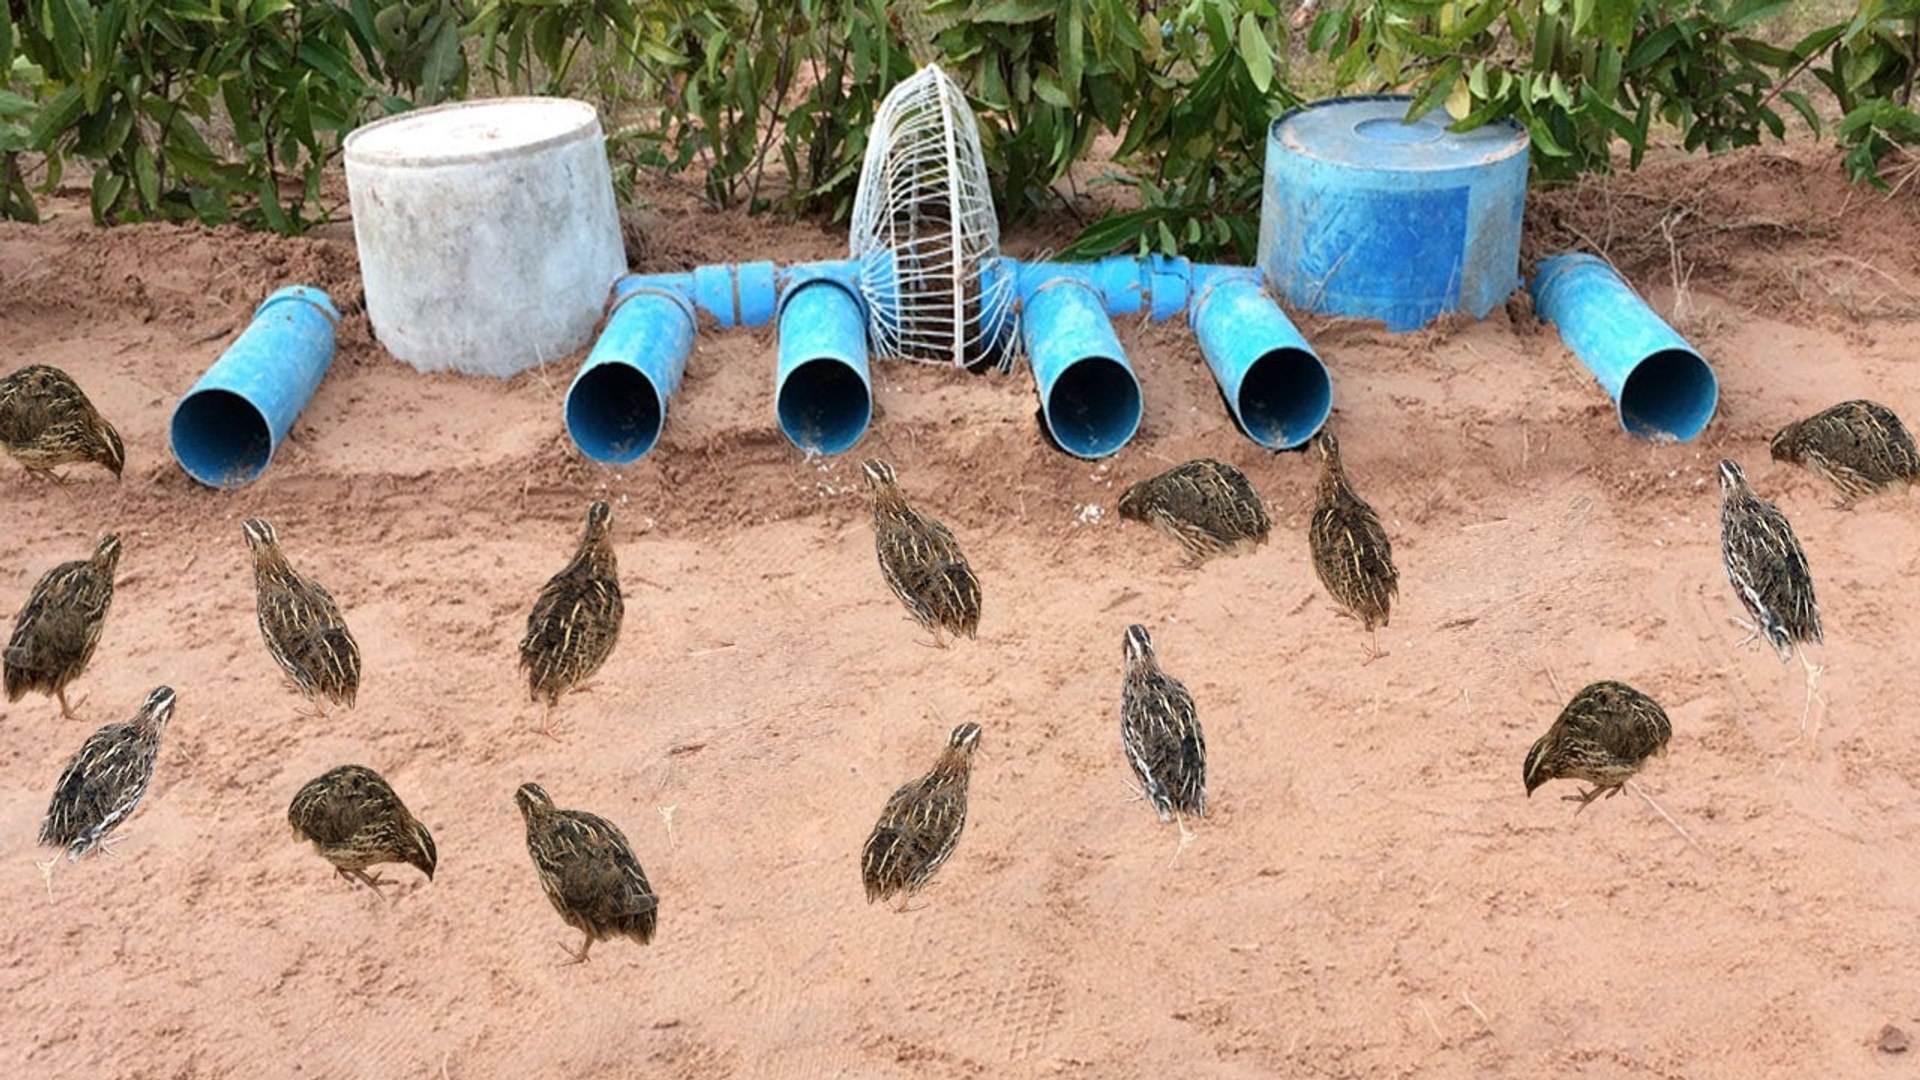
[1189, 268, 1332, 449]
[562, 263, 790, 465]
[1530, 253, 1719, 442]
[566, 286, 695, 463]
[1019, 277, 1142, 458]
[170, 285, 340, 488]
[775, 274, 872, 454]
[1014, 256, 1192, 323]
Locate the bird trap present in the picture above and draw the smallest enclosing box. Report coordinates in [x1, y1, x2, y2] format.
[849, 63, 1019, 374]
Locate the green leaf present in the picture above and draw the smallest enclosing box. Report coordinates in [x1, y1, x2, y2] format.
[26, 85, 83, 151]
[1788, 24, 1845, 59]
[1406, 57, 1463, 119]
[1033, 70, 1070, 108]
[972, 0, 1053, 25]
[133, 140, 159, 207]
[0, 2, 15, 71]
[1238, 13, 1274, 94]
[1528, 114, 1571, 156]
[422, 18, 466, 102]
[1062, 1, 1083, 105]
[1780, 89, 1820, 133]
[90, 165, 126, 222]
[257, 177, 290, 233]
[1625, 25, 1680, 71]
[1725, 0, 1791, 29]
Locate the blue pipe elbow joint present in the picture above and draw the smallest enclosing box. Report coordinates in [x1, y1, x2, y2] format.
[1531, 253, 1719, 442]
[566, 283, 697, 464]
[565, 264, 780, 464]
[776, 271, 872, 455]
[170, 285, 340, 488]
[1020, 277, 1143, 458]
[1189, 268, 1332, 450]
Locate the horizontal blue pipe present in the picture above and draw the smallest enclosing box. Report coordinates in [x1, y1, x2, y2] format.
[1018, 276, 1142, 459]
[1530, 253, 1719, 442]
[170, 285, 340, 488]
[1188, 268, 1332, 449]
[1012, 255, 1192, 323]
[565, 254, 1333, 464]
[566, 287, 696, 464]
[605, 263, 781, 330]
[775, 273, 872, 455]
[562, 261, 858, 462]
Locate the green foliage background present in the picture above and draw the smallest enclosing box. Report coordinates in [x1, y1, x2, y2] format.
[1, 0, 1918, 254]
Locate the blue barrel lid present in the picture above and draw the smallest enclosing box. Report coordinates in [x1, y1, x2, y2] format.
[1274, 94, 1527, 172]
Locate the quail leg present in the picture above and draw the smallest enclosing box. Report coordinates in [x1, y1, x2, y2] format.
[1169, 812, 1197, 867]
[1362, 628, 1388, 665]
[1561, 785, 1618, 813]
[1727, 616, 1761, 650]
[343, 867, 395, 899]
[560, 932, 594, 965]
[93, 831, 131, 858]
[55, 686, 79, 720]
[36, 856, 57, 902]
[536, 702, 564, 742]
[1794, 648, 1824, 738]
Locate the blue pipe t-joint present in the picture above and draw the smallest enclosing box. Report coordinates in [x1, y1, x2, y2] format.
[565, 283, 697, 464]
[1020, 277, 1143, 458]
[1189, 268, 1332, 449]
[775, 272, 872, 455]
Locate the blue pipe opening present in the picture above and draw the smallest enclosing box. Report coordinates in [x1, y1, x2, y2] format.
[1530, 253, 1719, 442]
[1020, 278, 1143, 458]
[1189, 270, 1331, 449]
[1621, 350, 1719, 440]
[172, 390, 274, 487]
[776, 276, 872, 455]
[170, 285, 340, 488]
[565, 285, 696, 464]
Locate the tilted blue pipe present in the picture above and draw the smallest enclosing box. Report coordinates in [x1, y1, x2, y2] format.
[170, 285, 340, 488]
[564, 263, 780, 464]
[1530, 253, 1719, 442]
[775, 266, 872, 455]
[1016, 270, 1143, 459]
[1188, 266, 1332, 450]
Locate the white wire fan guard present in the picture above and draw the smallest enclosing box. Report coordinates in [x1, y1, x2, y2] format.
[849, 64, 1018, 373]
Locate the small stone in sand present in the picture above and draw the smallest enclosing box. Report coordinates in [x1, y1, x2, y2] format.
[1877, 1023, 1910, 1054]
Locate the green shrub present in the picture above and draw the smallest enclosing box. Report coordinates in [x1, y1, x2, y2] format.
[9, 0, 381, 230]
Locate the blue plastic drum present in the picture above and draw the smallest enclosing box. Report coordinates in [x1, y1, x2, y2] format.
[1259, 95, 1529, 331]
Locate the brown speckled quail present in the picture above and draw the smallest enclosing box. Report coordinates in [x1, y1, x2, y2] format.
[862, 722, 981, 910]
[862, 459, 981, 645]
[1718, 458, 1823, 733]
[1524, 681, 1672, 811]
[243, 518, 360, 715]
[1308, 431, 1398, 662]
[0, 365, 124, 480]
[519, 501, 623, 738]
[1119, 625, 1206, 833]
[1770, 399, 1919, 506]
[38, 686, 175, 896]
[289, 765, 437, 898]
[516, 782, 657, 963]
[1117, 458, 1271, 566]
[4, 533, 121, 719]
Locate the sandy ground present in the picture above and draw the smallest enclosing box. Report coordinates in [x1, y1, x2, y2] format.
[3, 144, 1920, 1078]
